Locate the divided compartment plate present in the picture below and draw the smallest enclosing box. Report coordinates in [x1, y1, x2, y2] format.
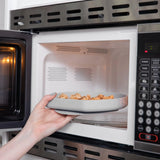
[47, 92, 128, 115]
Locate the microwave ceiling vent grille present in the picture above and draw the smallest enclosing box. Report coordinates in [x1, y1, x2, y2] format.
[11, 0, 160, 31]
[56, 46, 81, 53]
[56, 46, 107, 54]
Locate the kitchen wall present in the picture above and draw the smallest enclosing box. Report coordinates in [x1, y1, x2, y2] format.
[0, 0, 5, 29]
[14, 0, 84, 9]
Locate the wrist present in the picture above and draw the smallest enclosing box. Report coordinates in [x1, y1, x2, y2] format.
[21, 125, 39, 145]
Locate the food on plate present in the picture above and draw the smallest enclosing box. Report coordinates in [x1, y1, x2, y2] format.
[58, 93, 68, 99]
[58, 93, 114, 100]
[70, 93, 81, 100]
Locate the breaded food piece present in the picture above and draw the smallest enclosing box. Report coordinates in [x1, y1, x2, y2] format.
[70, 93, 82, 100]
[58, 93, 68, 99]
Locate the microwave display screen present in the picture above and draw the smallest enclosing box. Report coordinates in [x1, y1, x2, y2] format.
[145, 42, 160, 54]
[138, 33, 160, 58]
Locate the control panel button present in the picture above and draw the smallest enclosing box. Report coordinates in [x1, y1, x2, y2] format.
[140, 73, 149, 78]
[154, 127, 159, 134]
[138, 125, 144, 132]
[139, 133, 158, 142]
[152, 59, 160, 65]
[152, 72, 160, 78]
[139, 93, 148, 100]
[138, 117, 144, 124]
[152, 67, 160, 72]
[140, 79, 149, 84]
[139, 86, 148, 92]
[154, 119, 160, 126]
[140, 66, 149, 71]
[154, 111, 160, 117]
[146, 110, 152, 117]
[145, 134, 151, 140]
[151, 94, 159, 101]
[151, 79, 160, 85]
[151, 87, 160, 92]
[140, 59, 150, 65]
[138, 101, 144, 108]
[146, 118, 152, 125]
[138, 109, 144, 116]
[146, 126, 151, 133]
[155, 102, 160, 109]
[146, 101, 152, 108]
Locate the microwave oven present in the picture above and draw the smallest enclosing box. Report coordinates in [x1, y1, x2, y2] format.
[1, 0, 160, 159]
[31, 24, 160, 155]
[1, 23, 160, 155]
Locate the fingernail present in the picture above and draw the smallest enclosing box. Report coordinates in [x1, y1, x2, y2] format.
[50, 92, 57, 96]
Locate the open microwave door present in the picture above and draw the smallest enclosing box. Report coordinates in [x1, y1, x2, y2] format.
[0, 30, 31, 129]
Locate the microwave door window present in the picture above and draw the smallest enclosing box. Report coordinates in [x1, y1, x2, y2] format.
[0, 46, 16, 121]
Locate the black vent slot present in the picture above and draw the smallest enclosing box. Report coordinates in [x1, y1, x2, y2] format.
[30, 14, 41, 18]
[67, 16, 81, 21]
[45, 141, 57, 147]
[88, 14, 104, 19]
[14, 16, 24, 20]
[85, 150, 100, 156]
[112, 12, 129, 17]
[48, 18, 60, 23]
[30, 20, 41, 24]
[64, 145, 78, 151]
[67, 9, 81, 14]
[88, 7, 104, 12]
[112, 4, 129, 9]
[139, 1, 158, 6]
[139, 9, 158, 14]
[108, 155, 125, 160]
[14, 22, 18, 26]
[47, 11, 60, 16]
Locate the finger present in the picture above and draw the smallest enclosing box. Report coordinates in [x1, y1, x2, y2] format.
[38, 93, 57, 108]
[58, 115, 75, 129]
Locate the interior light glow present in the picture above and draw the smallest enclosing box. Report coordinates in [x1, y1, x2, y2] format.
[2, 58, 6, 63]
[145, 50, 148, 53]
[10, 47, 15, 51]
[1, 57, 12, 63]
[6, 58, 10, 63]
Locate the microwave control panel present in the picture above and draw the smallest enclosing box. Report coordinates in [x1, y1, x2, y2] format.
[135, 33, 160, 146]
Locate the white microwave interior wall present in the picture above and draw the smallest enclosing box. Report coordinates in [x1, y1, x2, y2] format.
[41, 40, 129, 128]
[43, 40, 129, 94]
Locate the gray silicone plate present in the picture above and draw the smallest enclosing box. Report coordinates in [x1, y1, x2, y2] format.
[47, 92, 128, 115]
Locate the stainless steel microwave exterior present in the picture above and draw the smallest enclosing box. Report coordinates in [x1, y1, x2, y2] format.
[138, 23, 160, 33]
[10, 0, 160, 31]
[9, 131, 160, 160]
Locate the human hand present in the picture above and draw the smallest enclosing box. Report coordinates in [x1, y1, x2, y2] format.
[0, 94, 75, 160]
[22, 93, 75, 142]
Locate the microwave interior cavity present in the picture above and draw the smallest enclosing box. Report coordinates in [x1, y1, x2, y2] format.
[42, 40, 129, 128]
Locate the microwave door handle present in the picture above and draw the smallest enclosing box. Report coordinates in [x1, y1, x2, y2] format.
[13, 49, 22, 117]
[10, 51, 17, 114]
